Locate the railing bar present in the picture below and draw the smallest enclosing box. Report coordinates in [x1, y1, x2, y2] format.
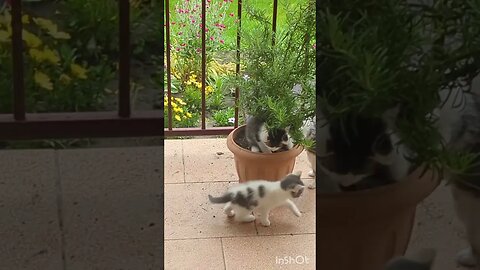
[165, 0, 173, 131]
[11, 0, 25, 121]
[118, 0, 131, 118]
[201, 0, 206, 130]
[272, 0, 278, 46]
[234, 0, 242, 128]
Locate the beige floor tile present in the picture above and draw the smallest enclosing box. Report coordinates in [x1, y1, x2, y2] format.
[165, 238, 225, 270]
[58, 147, 162, 270]
[294, 150, 314, 179]
[164, 182, 257, 240]
[407, 184, 469, 270]
[223, 234, 315, 270]
[255, 188, 316, 235]
[0, 150, 63, 270]
[165, 140, 185, 183]
[183, 138, 238, 182]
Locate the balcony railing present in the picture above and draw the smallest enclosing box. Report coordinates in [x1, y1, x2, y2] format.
[163, 0, 279, 137]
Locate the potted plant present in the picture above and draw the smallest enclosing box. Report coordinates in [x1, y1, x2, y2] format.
[317, 1, 480, 269]
[225, 1, 316, 182]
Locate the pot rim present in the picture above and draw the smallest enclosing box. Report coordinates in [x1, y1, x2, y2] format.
[318, 166, 440, 219]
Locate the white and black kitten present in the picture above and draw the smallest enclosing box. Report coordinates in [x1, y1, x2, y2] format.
[245, 115, 294, 153]
[208, 171, 304, 227]
[316, 105, 412, 192]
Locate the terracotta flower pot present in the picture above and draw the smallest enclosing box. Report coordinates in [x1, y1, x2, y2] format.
[318, 167, 440, 270]
[226, 125, 304, 182]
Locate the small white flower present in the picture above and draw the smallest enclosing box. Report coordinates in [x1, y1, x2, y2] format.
[243, 74, 250, 81]
[228, 117, 235, 123]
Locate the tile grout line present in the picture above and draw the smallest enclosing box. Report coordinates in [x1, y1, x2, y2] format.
[220, 238, 228, 270]
[181, 140, 186, 183]
[53, 150, 67, 270]
[165, 232, 316, 241]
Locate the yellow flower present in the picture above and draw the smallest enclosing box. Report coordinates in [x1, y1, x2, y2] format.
[174, 115, 181, 121]
[194, 82, 202, 88]
[0, 10, 11, 26]
[22, 30, 42, 48]
[59, 74, 72, 85]
[22, 15, 30, 24]
[32, 17, 70, 39]
[186, 112, 192, 118]
[206, 85, 214, 94]
[29, 47, 60, 65]
[49, 31, 71, 40]
[34, 70, 53, 90]
[43, 47, 60, 65]
[0, 30, 10, 42]
[70, 63, 88, 79]
[173, 107, 181, 113]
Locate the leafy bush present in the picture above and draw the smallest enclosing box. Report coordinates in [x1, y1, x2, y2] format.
[0, 8, 113, 113]
[226, 0, 316, 144]
[318, 0, 480, 174]
[212, 107, 235, 127]
[59, 0, 162, 63]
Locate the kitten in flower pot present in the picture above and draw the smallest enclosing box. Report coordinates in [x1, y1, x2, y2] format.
[208, 171, 304, 227]
[245, 115, 294, 153]
[317, 89, 480, 267]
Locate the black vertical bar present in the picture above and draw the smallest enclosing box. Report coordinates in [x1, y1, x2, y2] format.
[201, 0, 206, 129]
[118, 0, 131, 117]
[234, 0, 242, 128]
[165, 0, 173, 130]
[11, 0, 25, 120]
[272, 0, 278, 46]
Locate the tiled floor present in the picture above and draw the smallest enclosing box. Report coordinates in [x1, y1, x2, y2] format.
[164, 138, 316, 270]
[0, 140, 472, 270]
[165, 138, 472, 270]
[0, 147, 163, 270]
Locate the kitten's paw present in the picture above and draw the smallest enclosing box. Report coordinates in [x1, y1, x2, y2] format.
[251, 146, 260, 152]
[456, 247, 477, 267]
[225, 211, 235, 217]
[308, 170, 315, 177]
[237, 214, 256, 223]
[294, 211, 302, 217]
[260, 219, 271, 227]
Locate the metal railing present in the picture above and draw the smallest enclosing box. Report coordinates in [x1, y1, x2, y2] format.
[164, 0, 278, 137]
[0, 0, 163, 140]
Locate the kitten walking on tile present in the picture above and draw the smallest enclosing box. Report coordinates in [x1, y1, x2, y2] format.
[208, 172, 305, 227]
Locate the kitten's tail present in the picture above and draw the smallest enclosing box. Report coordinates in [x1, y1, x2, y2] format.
[208, 193, 233, 204]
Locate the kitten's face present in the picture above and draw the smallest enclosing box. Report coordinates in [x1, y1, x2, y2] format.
[318, 114, 395, 187]
[280, 171, 305, 198]
[265, 128, 291, 151]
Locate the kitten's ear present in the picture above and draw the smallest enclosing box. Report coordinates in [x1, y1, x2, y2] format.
[292, 171, 302, 177]
[382, 105, 401, 129]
